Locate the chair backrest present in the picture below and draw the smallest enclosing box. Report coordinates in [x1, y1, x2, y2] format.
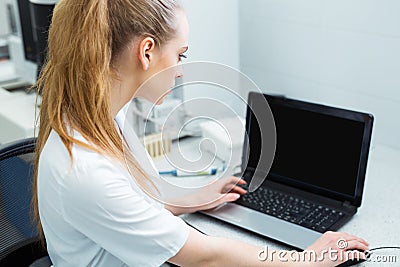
[0, 138, 49, 266]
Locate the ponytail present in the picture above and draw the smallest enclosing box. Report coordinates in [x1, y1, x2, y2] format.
[33, 0, 179, 241]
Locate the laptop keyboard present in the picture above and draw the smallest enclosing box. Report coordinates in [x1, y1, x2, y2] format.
[236, 186, 345, 233]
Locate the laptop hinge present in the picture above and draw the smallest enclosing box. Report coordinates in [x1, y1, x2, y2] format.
[342, 201, 353, 209]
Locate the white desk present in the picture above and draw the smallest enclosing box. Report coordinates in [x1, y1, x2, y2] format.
[0, 88, 38, 144]
[0, 60, 18, 85]
[155, 138, 400, 265]
[0, 61, 38, 144]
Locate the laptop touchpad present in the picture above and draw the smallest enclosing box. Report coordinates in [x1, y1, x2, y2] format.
[209, 203, 254, 223]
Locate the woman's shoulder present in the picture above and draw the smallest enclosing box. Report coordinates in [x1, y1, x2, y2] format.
[40, 130, 129, 185]
[40, 130, 141, 204]
[42, 130, 108, 162]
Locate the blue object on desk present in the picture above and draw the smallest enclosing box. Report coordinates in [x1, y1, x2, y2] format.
[159, 166, 224, 177]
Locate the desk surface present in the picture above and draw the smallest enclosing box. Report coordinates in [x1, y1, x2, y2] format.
[155, 137, 400, 260]
[0, 88, 38, 144]
[0, 61, 39, 144]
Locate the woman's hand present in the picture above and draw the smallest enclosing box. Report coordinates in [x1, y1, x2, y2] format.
[302, 231, 369, 267]
[194, 176, 248, 212]
[165, 176, 247, 215]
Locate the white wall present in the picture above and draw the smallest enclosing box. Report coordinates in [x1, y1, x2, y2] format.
[182, 0, 239, 68]
[180, 0, 243, 117]
[0, 1, 11, 36]
[240, 0, 400, 149]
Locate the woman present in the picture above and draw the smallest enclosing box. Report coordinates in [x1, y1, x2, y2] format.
[33, 0, 369, 266]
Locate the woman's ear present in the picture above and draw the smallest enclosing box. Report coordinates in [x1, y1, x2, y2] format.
[138, 37, 156, 71]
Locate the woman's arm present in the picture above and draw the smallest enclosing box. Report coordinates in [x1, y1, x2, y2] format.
[164, 176, 247, 215]
[169, 228, 368, 267]
[164, 176, 368, 266]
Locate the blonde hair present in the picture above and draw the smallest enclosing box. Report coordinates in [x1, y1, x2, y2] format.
[32, 0, 181, 240]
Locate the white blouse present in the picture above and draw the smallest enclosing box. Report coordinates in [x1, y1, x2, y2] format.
[38, 112, 189, 267]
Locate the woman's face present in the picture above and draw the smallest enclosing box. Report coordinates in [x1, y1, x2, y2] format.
[135, 9, 189, 105]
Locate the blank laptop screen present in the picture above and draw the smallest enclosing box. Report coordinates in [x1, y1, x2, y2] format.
[247, 96, 365, 198]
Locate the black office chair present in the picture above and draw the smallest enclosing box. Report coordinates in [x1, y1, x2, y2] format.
[0, 138, 51, 267]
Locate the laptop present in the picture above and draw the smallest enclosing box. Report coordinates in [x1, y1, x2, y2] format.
[202, 92, 374, 250]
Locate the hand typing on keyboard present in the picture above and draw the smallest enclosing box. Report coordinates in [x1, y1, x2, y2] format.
[236, 185, 345, 233]
[234, 184, 369, 266]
